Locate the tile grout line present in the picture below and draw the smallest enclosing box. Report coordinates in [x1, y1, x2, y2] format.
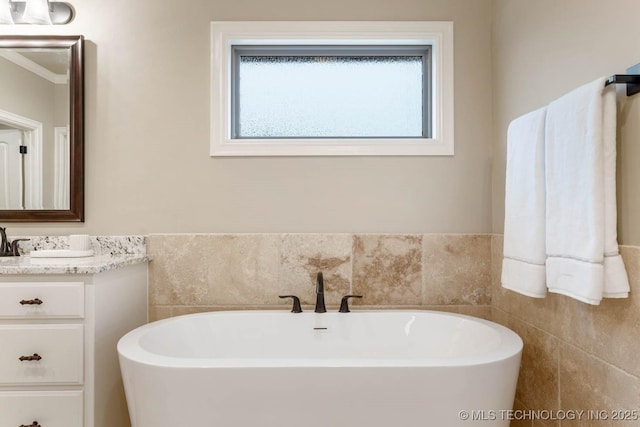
[557, 339, 562, 427]
[350, 233, 354, 294]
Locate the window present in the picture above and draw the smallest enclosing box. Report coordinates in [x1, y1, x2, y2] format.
[211, 21, 453, 156]
[233, 46, 430, 139]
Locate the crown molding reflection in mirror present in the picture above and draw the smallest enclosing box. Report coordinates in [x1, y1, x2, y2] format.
[0, 35, 84, 222]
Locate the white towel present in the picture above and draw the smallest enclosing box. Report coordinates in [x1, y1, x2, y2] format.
[545, 77, 629, 305]
[501, 107, 547, 298]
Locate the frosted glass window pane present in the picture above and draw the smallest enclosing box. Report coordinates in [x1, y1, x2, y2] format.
[236, 55, 425, 138]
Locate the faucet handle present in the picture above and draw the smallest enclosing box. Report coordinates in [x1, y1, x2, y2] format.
[279, 295, 303, 313]
[339, 295, 363, 313]
[10, 239, 30, 257]
[0, 226, 7, 255]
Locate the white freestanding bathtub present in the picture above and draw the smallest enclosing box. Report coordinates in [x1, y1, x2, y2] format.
[118, 310, 522, 427]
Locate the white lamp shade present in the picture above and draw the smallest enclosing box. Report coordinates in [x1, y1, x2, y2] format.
[22, 0, 52, 24]
[0, 0, 14, 24]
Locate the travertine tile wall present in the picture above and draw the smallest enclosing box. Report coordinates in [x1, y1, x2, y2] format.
[147, 233, 491, 321]
[491, 235, 640, 427]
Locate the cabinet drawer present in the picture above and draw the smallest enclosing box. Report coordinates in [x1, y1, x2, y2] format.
[0, 325, 83, 385]
[0, 390, 83, 427]
[0, 282, 84, 319]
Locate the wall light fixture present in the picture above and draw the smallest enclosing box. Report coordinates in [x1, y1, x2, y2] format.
[0, 0, 73, 25]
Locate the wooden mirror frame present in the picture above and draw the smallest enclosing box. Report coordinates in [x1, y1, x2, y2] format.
[0, 35, 84, 222]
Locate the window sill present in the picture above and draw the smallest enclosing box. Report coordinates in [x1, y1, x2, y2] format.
[210, 137, 454, 157]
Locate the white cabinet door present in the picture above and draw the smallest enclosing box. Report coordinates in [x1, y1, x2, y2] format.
[0, 282, 84, 319]
[0, 390, 83, 427]
[0, 324, 83, 385]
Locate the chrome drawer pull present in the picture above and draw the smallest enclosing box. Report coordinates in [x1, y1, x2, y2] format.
[19, 298, 43, 305]
[18, 353, 42, 362]
[19, 422, 41, 427]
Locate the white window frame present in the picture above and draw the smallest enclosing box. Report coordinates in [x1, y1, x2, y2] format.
[210, 21, 454, 157]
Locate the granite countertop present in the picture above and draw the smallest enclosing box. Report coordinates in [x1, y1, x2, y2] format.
[0, 254, 150, 275]
[0, 235, 150, 275]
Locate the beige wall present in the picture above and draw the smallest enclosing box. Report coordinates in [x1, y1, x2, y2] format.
[0, 0, 493, 235]
[492, 0, 640, 245]
[4, 0, 638, 238]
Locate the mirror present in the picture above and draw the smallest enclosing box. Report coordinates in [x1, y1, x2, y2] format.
[0, 35, 83, 222]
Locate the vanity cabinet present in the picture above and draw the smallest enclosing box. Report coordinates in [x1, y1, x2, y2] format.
[0, 263, 147, 427]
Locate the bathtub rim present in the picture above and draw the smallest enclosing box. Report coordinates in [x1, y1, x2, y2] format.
[117, 309, 523, 369]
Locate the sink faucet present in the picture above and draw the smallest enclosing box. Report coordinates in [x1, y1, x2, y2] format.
[0, 227, 8, 256]
[315, 272, 326, 313]
[0, 227, 29, 257]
